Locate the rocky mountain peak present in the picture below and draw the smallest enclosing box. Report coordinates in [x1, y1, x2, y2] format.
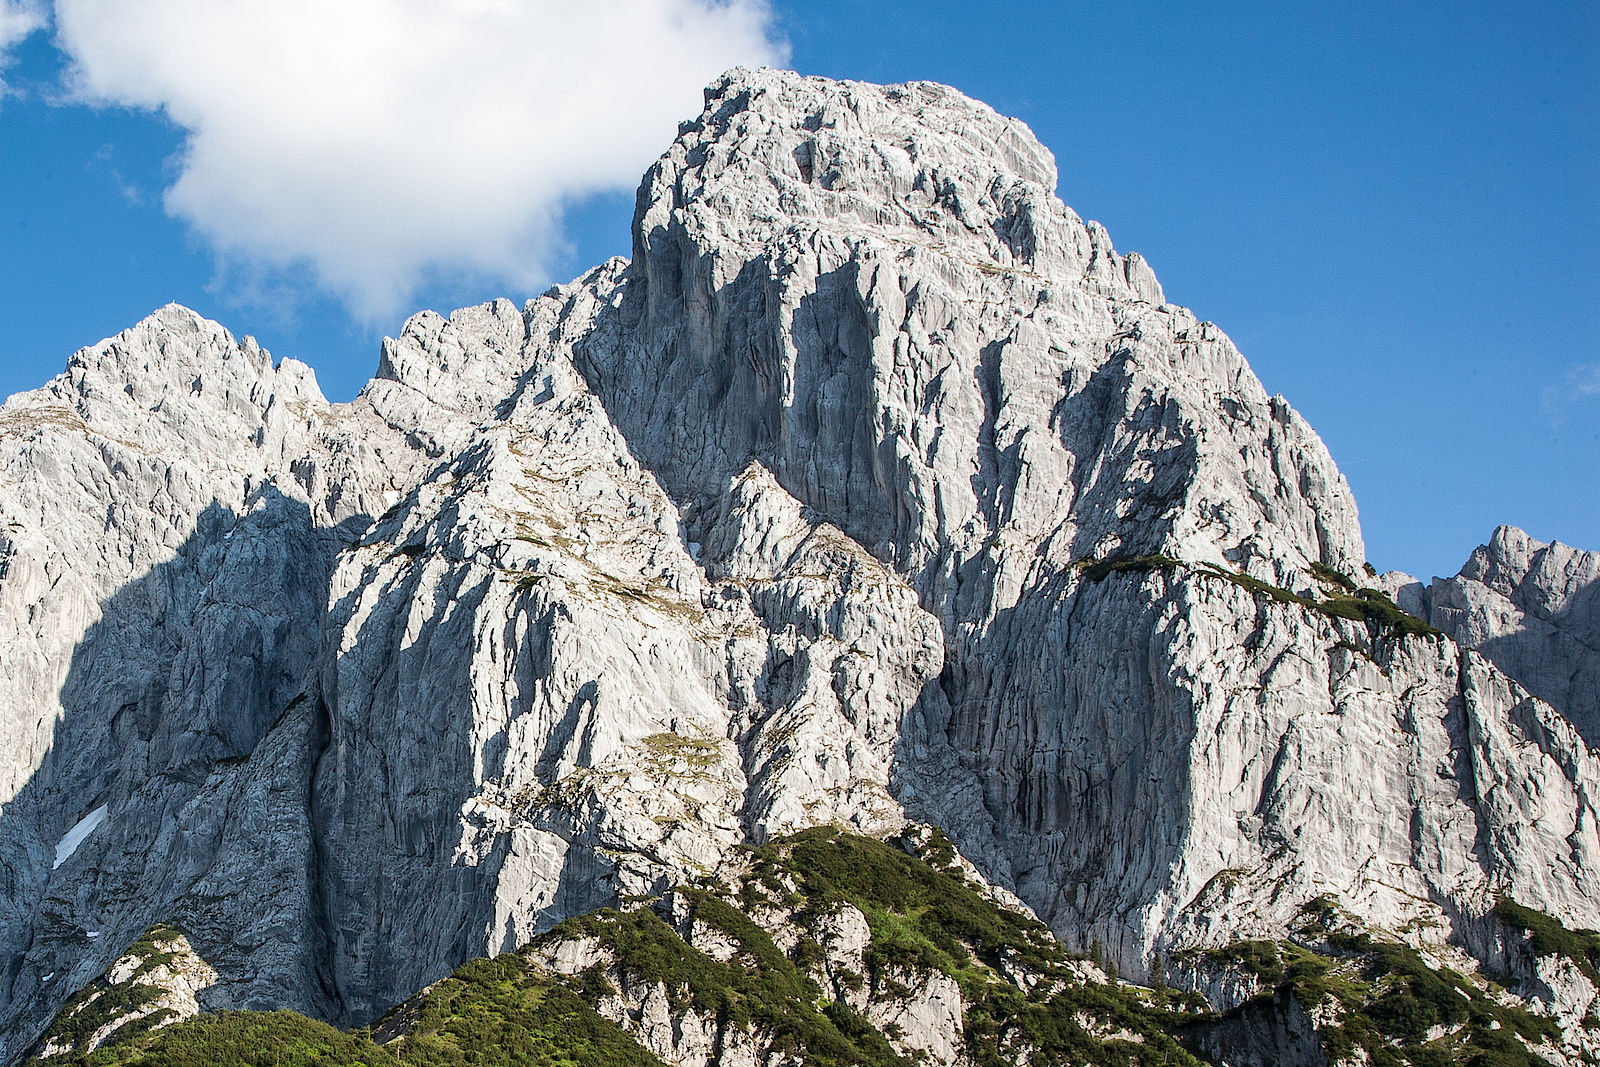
[57, 302, 317, 413]
[0, 68, 1594, 1066]
[1460, 524, 1600, 612]
[0, 303, 331, 483]
[370, 297, 530, 420]
[1407, 524, 1600, 747]
[640, 68, 1062, 271]
[590, 67, 1364, 599]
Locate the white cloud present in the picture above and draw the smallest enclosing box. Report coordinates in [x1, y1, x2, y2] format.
[51, 0, 784, 318]
[1541, 361, 1600, 427]
[0, 0, 43, 49]
[0, 0, 46, 86]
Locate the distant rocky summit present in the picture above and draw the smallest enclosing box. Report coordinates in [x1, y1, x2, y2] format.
[1393, 526, 1600, 749]
[0, 69, 1595, 1065]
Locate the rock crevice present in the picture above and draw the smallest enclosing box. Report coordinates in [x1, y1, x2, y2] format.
[0, 67, 1594, 1063]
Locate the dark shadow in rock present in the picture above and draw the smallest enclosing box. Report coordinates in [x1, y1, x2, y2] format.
[0, 484, 351, 1063]
[1468, 589, 1600, 749]
[307, 551, 501, 1026]
[306, 546, 619, 1028]
[889, 564, 1197, 982]
[1180, 986, 1327, 1067]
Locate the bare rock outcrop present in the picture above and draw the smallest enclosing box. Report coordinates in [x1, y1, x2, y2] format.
[27, 925, 223, 1059]
[1398, 526, 1600, 747]
[0, 67, 1595, 1063]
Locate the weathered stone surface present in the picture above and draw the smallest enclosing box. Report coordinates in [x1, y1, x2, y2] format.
[0, 67, 1595, 1064]
[561, 68, 1599, 975]
[28, 927, 223, 1060]
[1396, 525, 1600, 747]
[528, 865, 978, 1067]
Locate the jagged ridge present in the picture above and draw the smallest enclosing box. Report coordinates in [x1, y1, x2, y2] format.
[0, 67, 1595, 1065]
[32, 831, 1599, 1066]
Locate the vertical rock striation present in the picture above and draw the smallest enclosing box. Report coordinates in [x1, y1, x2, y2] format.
[1400, 525, 1600, 747]
[0, 68, 1595, 1062]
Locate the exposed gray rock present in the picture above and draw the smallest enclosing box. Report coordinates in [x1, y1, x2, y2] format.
[0, 67, 1596, 1064]
[1480, 920, 1600, 1064]
[581, 71, 1365, 592]
[1184, 988, 1326, 1067]
[529, 875, 979, 1067]
[561, 68, 1599, 974]
[1402, 526, 1600, 746]
[28, 926, 224, 1059]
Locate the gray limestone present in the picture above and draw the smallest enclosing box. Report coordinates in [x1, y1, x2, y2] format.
[0, 67, 1595, 1062]
[1394, 525, 1600, 747]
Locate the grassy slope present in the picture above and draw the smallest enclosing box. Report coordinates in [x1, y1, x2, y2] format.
[1180, 897, 1582, 1066]
[35, 953, 660, 1067]
[544, 826, 1212, 1066]
[31, 832, 1593, 1067]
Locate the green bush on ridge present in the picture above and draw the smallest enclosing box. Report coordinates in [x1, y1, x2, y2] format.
[1185, 899, 1563, 1066]
[32, 835, 1581, 1067]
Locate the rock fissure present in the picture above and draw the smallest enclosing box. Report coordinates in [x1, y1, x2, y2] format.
[0, 67, 1594, 1065]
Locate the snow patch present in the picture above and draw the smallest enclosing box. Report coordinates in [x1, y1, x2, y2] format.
[53, 805, 108, 870]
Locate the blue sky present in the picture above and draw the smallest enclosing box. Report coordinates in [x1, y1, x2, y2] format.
[0, 1, 1594, 580]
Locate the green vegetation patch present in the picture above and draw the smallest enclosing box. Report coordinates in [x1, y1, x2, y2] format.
[1186, 901, 1562, 1067]
[542, 892, 906, 1067]
[1317, 587, 1442, 639]
[1076, 554, 1182, 584]
[38, 932, 662, 1067]
[1075, 551, 1440, 641]
[1058, 552, 1444, 647]
[1495, 896, 1600, 987]
[757, 827, 1063, 981]
[35, 1011, 400, 1067]
[51, 840, 1576, 1067]
[31, 986, 171, 1063]
[372, 953, 662, 1067]
[31, 925, 196, 1059]
[735, 828, 1208, 1067]
[1309, 562, 1359, 593]
[539, 828, 1210, 1065]
[965, 978, 1208, 1067]
[1198, 564, 1316, 609]
[1196, 564, 1442, 641]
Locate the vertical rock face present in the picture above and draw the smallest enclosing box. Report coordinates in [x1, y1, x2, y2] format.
[564, 68, 1599, 966]
[0, 68, 1595, 1062]
[582, 71, 1365, 591]
[1403, 526, 1600, 747]
[0, 305, 441, 1056]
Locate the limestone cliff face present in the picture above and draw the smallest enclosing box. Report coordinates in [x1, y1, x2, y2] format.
[0, 68, 1595, 1062]
[1396, 526, 1600, 748]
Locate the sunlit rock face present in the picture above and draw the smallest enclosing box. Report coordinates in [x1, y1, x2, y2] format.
[1393, 525, 1600, 748]
[0, 67, 1594, 1063]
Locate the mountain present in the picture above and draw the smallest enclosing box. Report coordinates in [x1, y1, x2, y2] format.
[0, 68, 1595, 1064]
[1393, 527, 1600, 749]
[28, 830, 1596, 1067]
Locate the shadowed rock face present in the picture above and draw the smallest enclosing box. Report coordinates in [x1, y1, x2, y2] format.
[1397, 526, 1600, 748]
[0, 68, 1595, 1063]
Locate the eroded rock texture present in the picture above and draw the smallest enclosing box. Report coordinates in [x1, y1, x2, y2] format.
[1397, 526, 1600, 748]
[0, 68, 1594, 1062]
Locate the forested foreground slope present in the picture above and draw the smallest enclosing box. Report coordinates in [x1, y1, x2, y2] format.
[29, 831, 1600, 1066]
[2, 67, 1597, 1065]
